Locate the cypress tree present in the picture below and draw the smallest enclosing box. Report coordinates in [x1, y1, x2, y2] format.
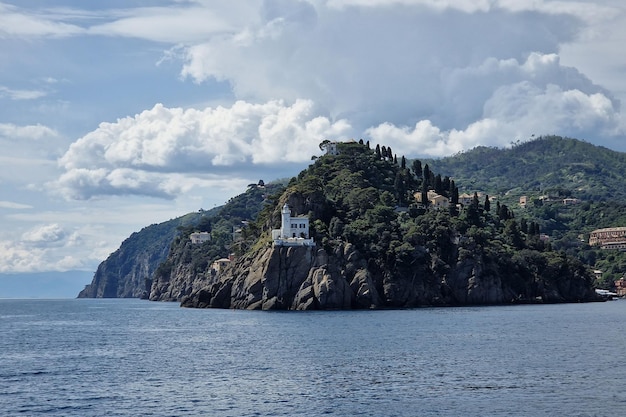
[412, 160, 422, 178]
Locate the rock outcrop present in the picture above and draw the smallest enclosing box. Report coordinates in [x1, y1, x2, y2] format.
[178, 240, 598, 310]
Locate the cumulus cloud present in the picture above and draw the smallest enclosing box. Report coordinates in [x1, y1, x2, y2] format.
[367, 52, 623, 157]
[55, 99, 352, 199]
[26, 0, 626, 202]
[22, 223, 67, 246]
[0, 224, 86, 273]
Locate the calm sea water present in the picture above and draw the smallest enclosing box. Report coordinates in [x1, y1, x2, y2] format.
[1, 298, 625, 417]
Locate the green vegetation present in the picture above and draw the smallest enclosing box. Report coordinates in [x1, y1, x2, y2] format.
[236, 140, 593, 302]
[423, 135, 626, 288]
[151, 181, 285, 285]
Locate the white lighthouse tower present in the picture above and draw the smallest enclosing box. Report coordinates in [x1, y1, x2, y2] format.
[271, 203, 314, 246]
[280, 203, 291, 238]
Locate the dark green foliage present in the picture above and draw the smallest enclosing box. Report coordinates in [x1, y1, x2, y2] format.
[423, 135, 626, 201]
[152, 182, 286, 283]
[238, 141, 596, 304]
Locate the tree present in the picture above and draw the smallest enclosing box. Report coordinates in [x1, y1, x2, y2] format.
[520, 218, 528, 234]
[401, 155, 406, 169]
[484, 195, 490, 212]
[423, 164, 431, 188]
[472, 192, 480, 209]
[412, 160, 422, 178]
[451, 186, 459, 206]
[375, 144, 381, 159]
[434, 174, 443, 194]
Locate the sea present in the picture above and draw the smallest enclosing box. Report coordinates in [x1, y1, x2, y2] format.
[1, 299, 625, 417]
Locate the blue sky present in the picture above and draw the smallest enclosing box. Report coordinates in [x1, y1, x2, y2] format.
[1, 0, 626, 297]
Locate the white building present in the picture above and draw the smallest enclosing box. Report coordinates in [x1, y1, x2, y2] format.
[271, 204, 315, 246]
[190, 231, 211, 244]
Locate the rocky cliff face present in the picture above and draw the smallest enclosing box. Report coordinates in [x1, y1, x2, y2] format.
[78, 235, 170, 298]
[178, 243, 381, 310]
[177, 241, 598, 310]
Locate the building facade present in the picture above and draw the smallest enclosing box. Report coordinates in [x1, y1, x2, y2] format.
[589, 227, 626, 250]
[190, 231, 211, 244]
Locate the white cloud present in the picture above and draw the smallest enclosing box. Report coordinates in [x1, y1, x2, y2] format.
[0, 224, 87, 273]
[0, 201, 32, 210]
[22, 223, 67, 246]
[0, 2, 84, 38]
[54, 99, 352, 199]
[0, 123, 58, 140]
[0, 85, 48, 100]
[0, 240, 85, 273]
[87, 4, 246, 43]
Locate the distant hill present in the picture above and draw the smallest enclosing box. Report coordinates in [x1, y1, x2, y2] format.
[423, 136, 626, 202]
[77, 182, 285, 298]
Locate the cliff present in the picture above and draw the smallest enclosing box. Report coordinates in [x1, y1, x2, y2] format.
[177, 238, 596, 310]
[77, 214, 204, 298]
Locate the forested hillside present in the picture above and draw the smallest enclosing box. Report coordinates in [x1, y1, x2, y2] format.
[163, 140, 597, 309]
[423, 135, 626, 201]
[423, 136, 626, 286]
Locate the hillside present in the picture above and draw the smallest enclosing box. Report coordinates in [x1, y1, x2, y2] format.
[423, 135, 626, 201]
[81, 136, 626, 303]
[155, 141, 598, 309]
[423, 136, 626, 286]
[78, 181, 285, 298]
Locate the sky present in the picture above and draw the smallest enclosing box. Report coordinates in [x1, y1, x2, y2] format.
[1, 0, 626, 297]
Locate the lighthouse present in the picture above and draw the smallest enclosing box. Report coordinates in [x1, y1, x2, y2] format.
[271, 203, 313, 246]
[281, 203, 291, 238]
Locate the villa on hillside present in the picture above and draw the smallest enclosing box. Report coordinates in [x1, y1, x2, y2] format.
[272, 204, 315, 247]
[589, 227, 626, 250]
[190, 231, 211, 244]
[414, 190, 449, 210]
